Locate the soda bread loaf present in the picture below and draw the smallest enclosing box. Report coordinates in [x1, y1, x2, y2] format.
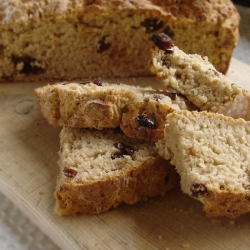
[157, 110, 250, 218]
[35, 80, 197, 141]
[55, 127, 179, 215]
[148, 33, 250, 121]
[0, 0, 239, 81]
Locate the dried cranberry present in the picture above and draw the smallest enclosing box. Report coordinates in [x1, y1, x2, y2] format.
[93, 79, 102, 86]
[111, 153, 124, 160]
[136, 115, 156, 129]
[166, 92, 177, 100]
[141, 18, 164, 33]
[190, 182, 207, 198]
[12, 56, 44, 74]
[97, 37, 111, 53]
[151, 33, 174, 53]
[111, 142, 135, 160]
[63, 167, 78, 178]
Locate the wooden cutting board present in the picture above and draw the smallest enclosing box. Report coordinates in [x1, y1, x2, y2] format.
[1, 58, 250, 250]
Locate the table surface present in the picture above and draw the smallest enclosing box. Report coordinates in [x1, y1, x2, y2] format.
[0, 4, 249, 250]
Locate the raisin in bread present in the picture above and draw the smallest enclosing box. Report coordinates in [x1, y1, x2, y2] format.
[148, 33, 250, 121]
[0, 0, 239, 81]
[55, 127, 179, 215]
[35, 80, 197, 141]
[157, 110, 250, 218]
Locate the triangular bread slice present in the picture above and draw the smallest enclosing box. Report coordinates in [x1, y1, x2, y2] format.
[148, 33, 250, 120]
[55, 127, 179, 215]
[35, 81, 196, 141]
[156, 110, 250, 218]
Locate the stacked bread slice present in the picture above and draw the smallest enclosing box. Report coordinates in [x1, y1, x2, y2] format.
[35, 81, 197, 141]
[35, 80, 188, 215]
[149, 33, 250, 218]
[55, 127, 179, 215]
[36, 33, 250, 218]
[156, 110, 250, 218]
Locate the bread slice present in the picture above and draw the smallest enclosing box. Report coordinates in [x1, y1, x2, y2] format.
[35, 81, 197, 141]
[55, 127, 179, 215]
[156, 110, 250, 218]
[148, 33, 250, 120]
[0, 0, 239, 81]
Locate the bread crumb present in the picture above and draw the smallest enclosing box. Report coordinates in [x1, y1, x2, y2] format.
[210, 219, 221, 224]
[182, 243, 190, 249]
[38, 191, 44, 195]
[158, 235, 163, 240]
[229, 220, 235, 226]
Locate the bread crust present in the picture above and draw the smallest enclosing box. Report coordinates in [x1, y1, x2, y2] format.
[202, 191, 250, 218]
[157, 110, 250, 218]
[0, 0, 239, 81]
[149, 43, 250, 121]
[55, 155, 179, 215]
[55, 127, 180, 215]
[35, 81, 197, 141]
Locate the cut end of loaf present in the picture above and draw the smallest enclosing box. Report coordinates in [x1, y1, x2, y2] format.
[157, 110, 250, 218]
[0, 0, 239, 81]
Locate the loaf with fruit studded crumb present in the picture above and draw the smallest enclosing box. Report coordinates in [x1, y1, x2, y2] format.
[55, 127, 179, 215]
[156, 110, 250, 218]
[148, 33, 250, 121]
[35, 80, 197, 141]
[0, 0, 239, 81]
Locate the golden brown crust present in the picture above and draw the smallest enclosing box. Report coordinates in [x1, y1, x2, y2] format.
[201, 191, 250, 218]
[149, 43, 250, 121]
[0, 0, 239, 24]
[120, 102, 178, 141]
[35, 82, 197, 141]
[55, 156, 179, 215]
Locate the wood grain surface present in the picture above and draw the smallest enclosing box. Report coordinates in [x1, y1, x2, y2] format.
[0, 58, 250, 250]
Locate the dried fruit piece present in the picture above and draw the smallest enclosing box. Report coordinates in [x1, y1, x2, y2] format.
[136, 115, 156, 129]
[151, 33, 174, 53]
[93, 79, 102, 86]
[13, 56, 44, 74]
[63, 167, 78, 178]
[141, 18, 164, 33]
[111, 142, 135, 160]
[97, 37, 111, 53]
[190, 182, 207, 198]
[111, 152, 124, 160]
